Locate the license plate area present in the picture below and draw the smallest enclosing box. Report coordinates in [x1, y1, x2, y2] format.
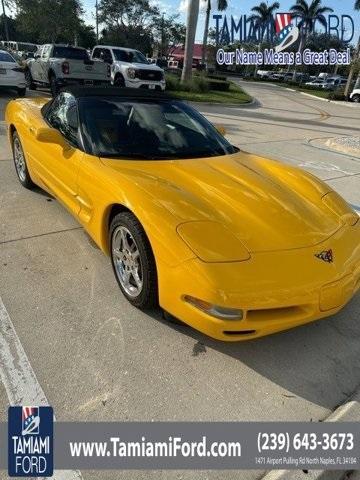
[148, 84, 155, 90]
[84, 80, 93, 85]
[0, 68, 6, 74]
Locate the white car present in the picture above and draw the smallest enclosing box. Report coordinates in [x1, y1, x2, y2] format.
[305, 79, 330, 90]
[0, 49, 26, 96]
[91, 45, 165, 91]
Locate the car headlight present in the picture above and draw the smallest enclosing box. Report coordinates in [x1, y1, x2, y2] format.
[184, 295, 243, 320]
[322, 192, 358, 226]
[127, 67, 136, 79]
[177, 221, 250, 263]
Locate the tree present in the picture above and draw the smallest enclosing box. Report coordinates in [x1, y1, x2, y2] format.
[181, 0, 200, 83]
[290, 0, 333, 54]
[154, 14, 185, 59]
[248, 1, 279, 76]
[344, 0, 360, 97]
[201, 0, 227, 66]
[15, 0, 84, 43]
[98, 0, 159, 32]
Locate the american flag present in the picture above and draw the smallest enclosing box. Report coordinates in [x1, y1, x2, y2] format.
[275, 13, 294, 39]
[22, 406, 39, 434]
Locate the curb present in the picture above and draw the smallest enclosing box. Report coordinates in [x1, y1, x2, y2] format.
[307, 137, 360, 160]
[299, 92, 359, 108]
[189, 97, 258, 108]
[260, 388, 360, 480]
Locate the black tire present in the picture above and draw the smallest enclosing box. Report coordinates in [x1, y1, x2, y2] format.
[49, 75, 59, 96]
[12, 131, 35, 189]
[17, 87, 26, 97]
[114, 73, 125, 88]
[25, 69, 36, 90]
[110, 212, 158, 309]
[352, 94, 360, 103]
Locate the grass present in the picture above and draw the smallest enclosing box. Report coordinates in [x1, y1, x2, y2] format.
[169, 82, 252, 104]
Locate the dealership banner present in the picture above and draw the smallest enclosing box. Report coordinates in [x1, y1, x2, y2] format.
[1, 420, 359, 474]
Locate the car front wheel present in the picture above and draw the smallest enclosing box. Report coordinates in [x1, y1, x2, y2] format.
[110, 212, 158, 309]
[12, 132, 35, 189]
[352, 94, 360, 103]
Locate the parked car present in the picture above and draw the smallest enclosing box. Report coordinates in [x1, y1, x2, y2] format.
[350, 77, 360, 103]
[325, 77, 347, 90]
[0, 49, 26, 96]
[91, 45, 165, 91]
[304, 79, 331, 89]
[5, 87, 360, 341]
[0, 40, 38, 59]
[25, 44, 111, 96]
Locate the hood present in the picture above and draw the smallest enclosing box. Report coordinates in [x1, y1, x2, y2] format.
[101, 152, 343, 253]
[114, 61, 163, 71]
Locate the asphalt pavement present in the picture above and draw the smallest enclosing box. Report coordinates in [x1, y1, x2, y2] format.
[0, 84, 359, 480]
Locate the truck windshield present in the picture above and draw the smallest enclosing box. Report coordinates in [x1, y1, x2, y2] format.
[52, 47, 89, 60]
[112, 49, 149, 64]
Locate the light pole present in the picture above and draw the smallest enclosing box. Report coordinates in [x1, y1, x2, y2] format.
[95, 0, 99, 42]
[1, 0, 9, 41]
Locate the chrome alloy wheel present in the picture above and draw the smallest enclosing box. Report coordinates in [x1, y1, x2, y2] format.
[112, 226, 143, 297]
[13, 137, 27, 182]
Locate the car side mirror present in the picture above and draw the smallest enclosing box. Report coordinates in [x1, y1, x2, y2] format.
[35, 127, 64, 144]
[214, 124, 226, 136]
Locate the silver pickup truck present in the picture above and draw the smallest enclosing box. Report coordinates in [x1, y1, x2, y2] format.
[25, 44, 111, 95]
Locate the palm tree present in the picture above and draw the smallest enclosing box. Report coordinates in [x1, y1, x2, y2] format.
[345, 0, 360, 97]
[249, 1, 280, 44]
[181, 0, 200, 83]
[290, 0, 333, 54]
[201, 0, 228, 66]
[248, 1, 280, 77]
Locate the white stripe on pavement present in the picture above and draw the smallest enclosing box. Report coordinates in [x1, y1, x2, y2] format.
[0, 296, 83, 480]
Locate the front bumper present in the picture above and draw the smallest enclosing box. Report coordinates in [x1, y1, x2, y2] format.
[56, 77, 111, 87]
[124, 79, 166, 91]
[158, 223, 360, 341]
[0, 72, 26, 89]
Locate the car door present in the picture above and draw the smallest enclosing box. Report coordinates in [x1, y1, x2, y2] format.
[33, 92, 83, 215]
[30, 45, 44, 81]
[38, 44, 52, 82]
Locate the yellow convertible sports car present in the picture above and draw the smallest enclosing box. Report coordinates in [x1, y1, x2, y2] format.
[5, 87, 360, 341]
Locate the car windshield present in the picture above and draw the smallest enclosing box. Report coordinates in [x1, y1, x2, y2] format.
[0, 51, 15, 62]
[112, 49, 149, 64]
[79, 97, 237, 160]
[52, 46, 89, 60]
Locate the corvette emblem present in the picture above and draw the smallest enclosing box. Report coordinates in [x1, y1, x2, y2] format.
[315, 249, 333, 263]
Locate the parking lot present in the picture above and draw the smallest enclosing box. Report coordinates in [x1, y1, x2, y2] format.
[0, 83, 359, 480]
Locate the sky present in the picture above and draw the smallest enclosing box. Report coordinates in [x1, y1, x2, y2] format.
[83, 0, 360, 45]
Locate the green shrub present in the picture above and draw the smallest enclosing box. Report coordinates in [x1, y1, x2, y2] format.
[165, 74, 181, 91]
[328, 88, 345, 101]
[165, 73, 230, 93]
[207, 79, 230, 91]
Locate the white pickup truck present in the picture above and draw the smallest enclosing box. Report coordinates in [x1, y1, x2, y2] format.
[25, 44, 111, 95]
[91, 45, 165, 91]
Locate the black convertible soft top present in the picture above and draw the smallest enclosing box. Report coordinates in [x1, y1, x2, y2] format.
[61, 86, 174, 101]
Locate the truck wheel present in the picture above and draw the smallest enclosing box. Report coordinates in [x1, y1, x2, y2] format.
[352, 94, 360, 103]
[114, 74, 125, 88]
[25, 69, 36, 90]
[49, 75, 59, 96]
[17, 87, 26, 97]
